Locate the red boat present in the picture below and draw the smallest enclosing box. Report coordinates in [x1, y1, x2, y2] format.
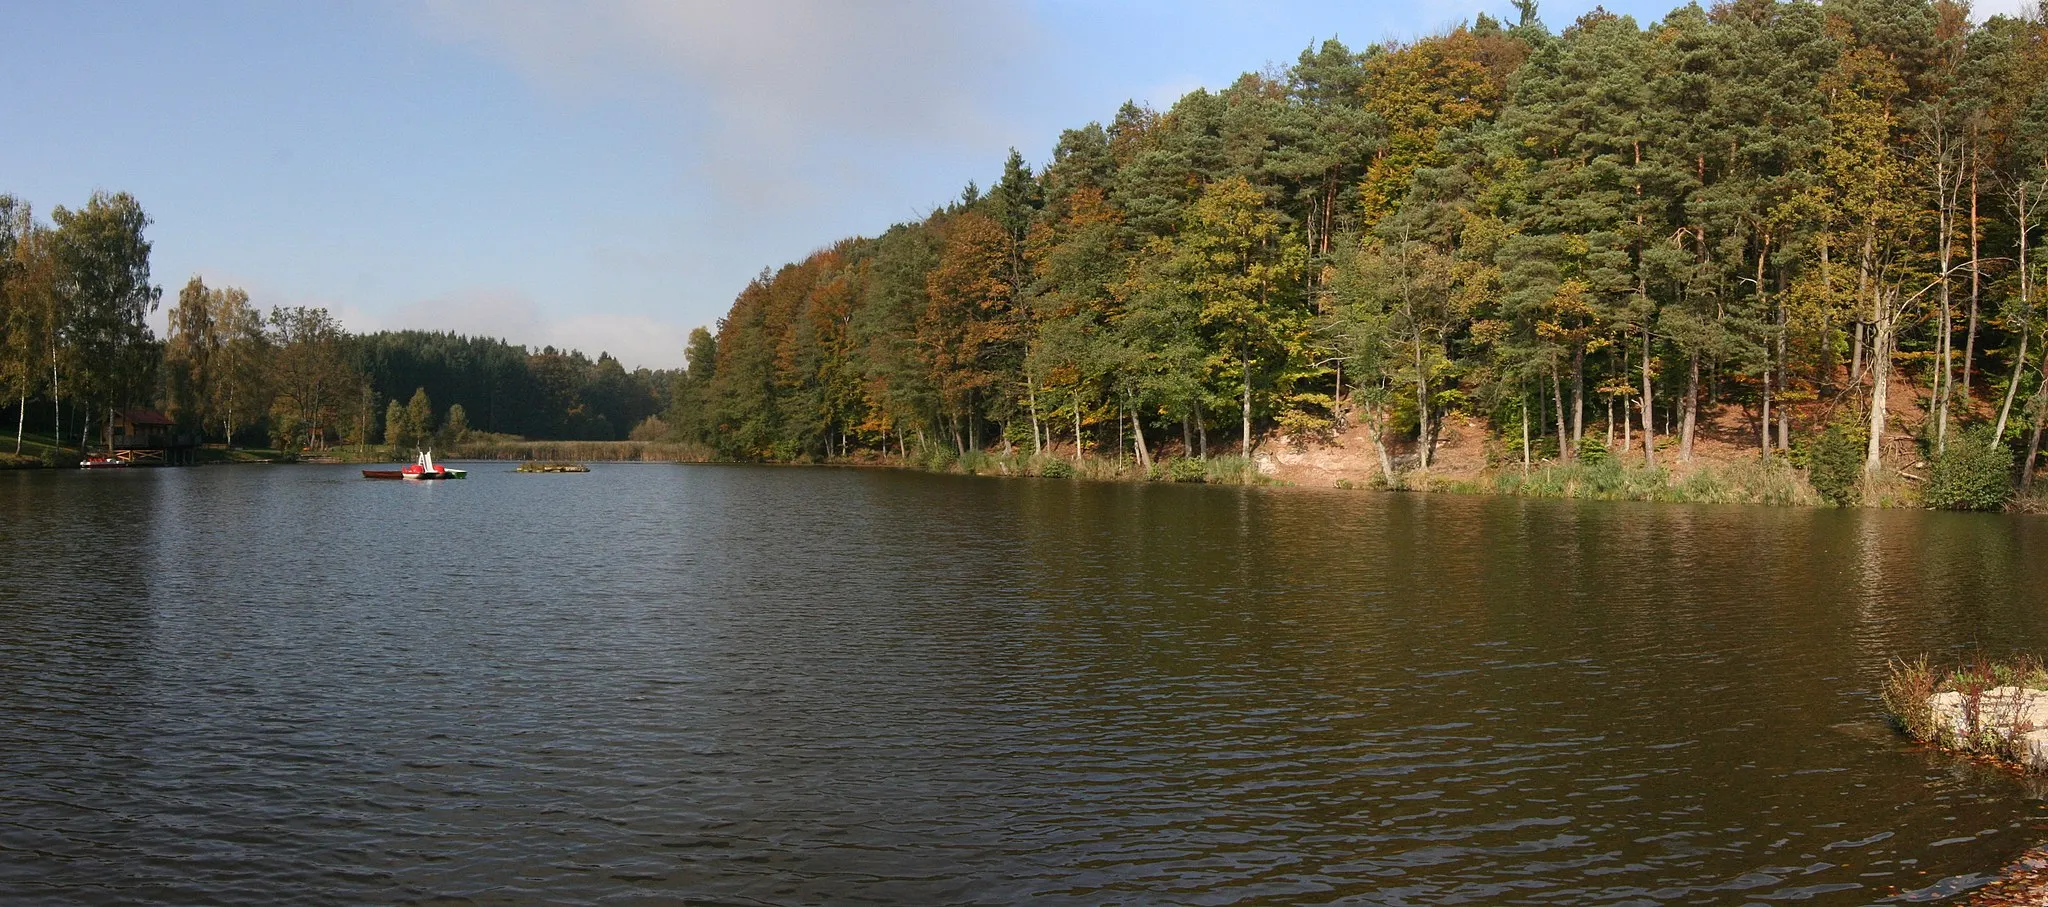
[79, 454, 128, 469]
[364, 450, 466, 481]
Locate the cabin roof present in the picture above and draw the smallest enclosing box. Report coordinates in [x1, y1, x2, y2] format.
[120, 409, 175, 426]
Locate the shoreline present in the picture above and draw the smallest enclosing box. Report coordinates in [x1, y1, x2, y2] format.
[15, 440, 2048, 515]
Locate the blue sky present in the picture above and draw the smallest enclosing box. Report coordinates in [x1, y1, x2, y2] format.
[2, 0, 2029, 369]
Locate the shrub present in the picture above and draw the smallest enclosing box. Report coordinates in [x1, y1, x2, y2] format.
[1201, 455, 1265, 485]
[1924, 427, 2014, 511]
[1880, 655, 1938, 742]
[922, 446, 958, 472]
[1168, 457, 1209, 483]
[1038, 458, 1074, 479]
[1575, 434, 1612, 465]
[627, 415, 671, 442]
[1800, 417, 1866, 506]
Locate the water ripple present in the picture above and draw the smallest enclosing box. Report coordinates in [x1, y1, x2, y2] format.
[4, 467, 2048, 904]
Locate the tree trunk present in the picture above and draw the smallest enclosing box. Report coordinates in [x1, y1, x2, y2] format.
[1373, 426, 1396, 486]
[1934, 134, 1958, 454]
[1865, 305, 1893, 476]
[1570, 346, 1585, 446]
[1552, 365, 1569, 462]
[14, 390, 23, 455]
[1964, 163, 1981, 407]
[1606, 395, 1615, 451]
[1851, 321, 1864, 384]
[1761, 364, 1772, 460]
[1757, 247, 1773, 459]
[1413, 331, 1433, 469]
[1027, 383, 1042, 456]
[2001, 182, 2037, 448]
[1129, 404, 1151, 470]
[1197, 409, 1207, 458]
[1073, 390, 1083, 464]
[1522, 398, 1532, 470]
[1777, 275, 1790, 452]
[1241, 354, 1253, 456]
[2024, 337, 2048, 488]
[1680, 352, 1699, 462]
[1995, 330, 2029, 443]
[1640, 325, 1656, 467]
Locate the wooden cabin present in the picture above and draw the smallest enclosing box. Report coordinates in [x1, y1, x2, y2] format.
[109, 409, 196, 465]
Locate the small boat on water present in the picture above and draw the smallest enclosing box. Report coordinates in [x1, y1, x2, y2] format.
[79, 454, 128, 469]
[363, 450, 467, 481]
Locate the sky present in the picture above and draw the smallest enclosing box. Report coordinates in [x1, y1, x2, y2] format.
[2, 0, 2035, 370]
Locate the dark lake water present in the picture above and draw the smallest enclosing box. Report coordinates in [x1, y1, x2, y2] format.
[5, 464, 2048, 905]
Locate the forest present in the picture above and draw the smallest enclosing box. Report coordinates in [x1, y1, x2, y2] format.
[6, 0, 2047, 507]
[667, 0, 2048, 504]
[0, 192, 671, 458]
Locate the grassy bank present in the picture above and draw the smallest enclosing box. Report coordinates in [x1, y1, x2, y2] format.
[316, 439, 715, 464]
[0, 429, 75, 468]
[1442, 459, 1826, 507]
[445, 438, 715, 462]
[885, 449, 1274, 485]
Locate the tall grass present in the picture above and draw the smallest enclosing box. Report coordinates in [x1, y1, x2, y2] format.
[1488, 458, 1821, 506]
[899, 448, 1276, 485]
[442, 438, 715, 462]
[1881, 655, 1940, 743]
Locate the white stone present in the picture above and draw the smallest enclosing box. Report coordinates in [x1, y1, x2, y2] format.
[1928, 687, 2048, 768]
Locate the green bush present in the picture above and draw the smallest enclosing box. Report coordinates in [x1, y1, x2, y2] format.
[1799, 418, 1866, 506]
[1575, 434, 1612, 465]
[1881, 655, 1938, 742]
[1200, 455, 1266, 485]
[1925, 427, 2013, 511]
[1038, 458, 1074, 479]
[922, 447, 957, 472]
[1168, 458, 1209, 483]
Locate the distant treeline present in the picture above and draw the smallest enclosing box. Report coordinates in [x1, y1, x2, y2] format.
[669, 0, 2048, 494]
[0, 194, 672, 451]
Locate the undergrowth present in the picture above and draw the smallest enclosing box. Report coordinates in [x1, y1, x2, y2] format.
[1488, 458, 1821, 506]
[910, 449, 1273, 485]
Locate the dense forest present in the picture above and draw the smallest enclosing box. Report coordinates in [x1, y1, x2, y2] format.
[6, 0, 2047, 506]
[667, 0, 2048, 500]
[0, 193, 670, 454]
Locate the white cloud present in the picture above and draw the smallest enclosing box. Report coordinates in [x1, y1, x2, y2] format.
[1971, 0, 2040, 21]
[413, 0, 1042, 147]
[404, 0, 1059, 341]
[390, 286, 686, 370]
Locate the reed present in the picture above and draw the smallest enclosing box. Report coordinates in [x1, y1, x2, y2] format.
[1488, 459, 1821, 506]
[444, 439, 715, 462]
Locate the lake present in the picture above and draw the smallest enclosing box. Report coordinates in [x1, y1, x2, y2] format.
[3, 463, 2047, 905]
